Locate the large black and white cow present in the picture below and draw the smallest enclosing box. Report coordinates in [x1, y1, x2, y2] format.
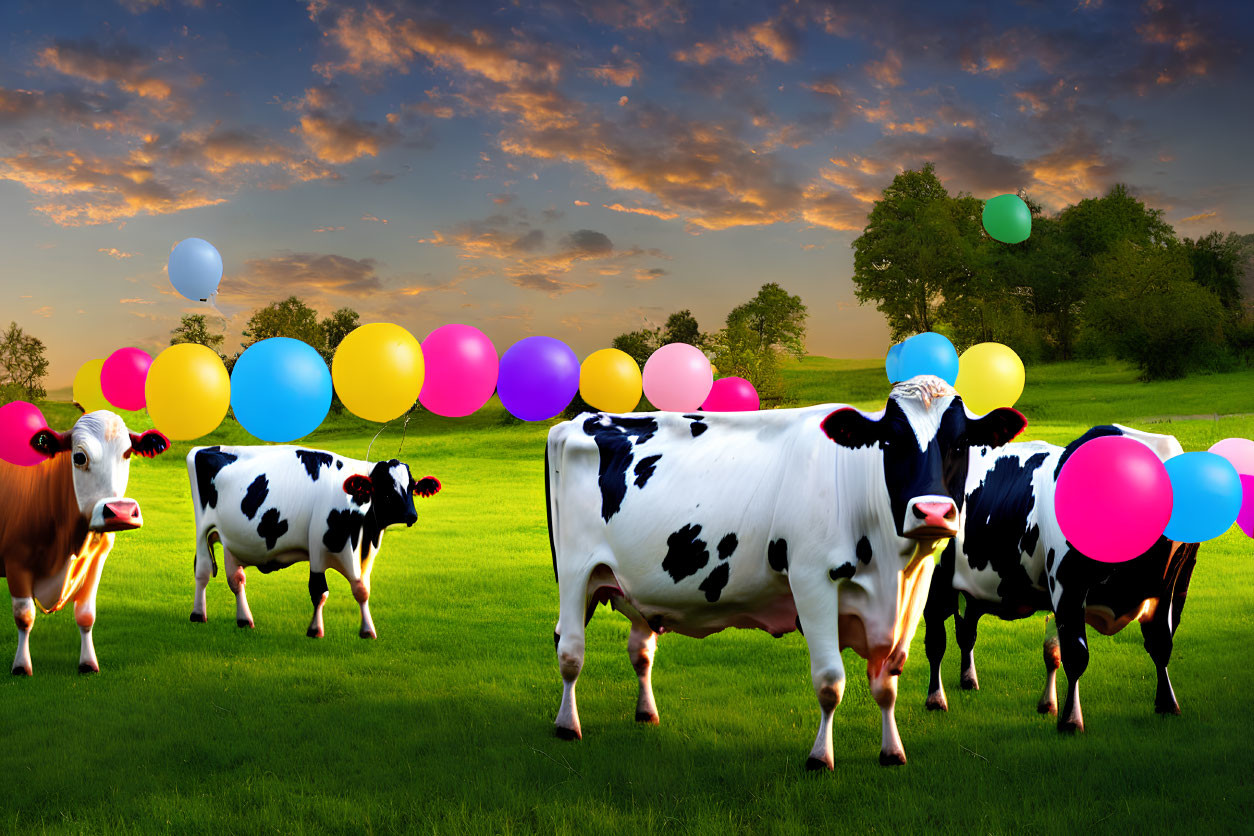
[187, 445, 440, 638]
[922, 424, 1199, 733]
[546, 376, 1026, 769]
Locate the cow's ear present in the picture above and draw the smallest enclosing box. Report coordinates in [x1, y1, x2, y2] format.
[129, 430, 170, 458]
[343, 475, 373, 505]
[29, 429, 71, 458]
[820, 408, 882, 449]
[967, 407, 1027, 448]
[413, 476, 441, 498]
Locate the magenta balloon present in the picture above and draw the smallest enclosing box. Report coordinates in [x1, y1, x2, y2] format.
[642, 343, 713, 412]
[419, 324, 499, 417]
[101, 347, 152, 411]
[1238, 474, 1254, 538]
[701, 377, 760, 412]
[0, 401, 50, 467]
[1055, 436, 1173, 563]
[1208, 437, 1254, 476]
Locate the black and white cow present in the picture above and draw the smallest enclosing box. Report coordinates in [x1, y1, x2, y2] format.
[546, 376, 1026, 768]
[186, 445, 440, 638]
[922, 424, 1199, 733]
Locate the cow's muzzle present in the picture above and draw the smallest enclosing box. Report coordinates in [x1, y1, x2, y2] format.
[91, 497, 143, 532]
[903, 497, 958, 540]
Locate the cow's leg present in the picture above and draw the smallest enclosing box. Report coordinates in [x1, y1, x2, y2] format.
[11, 596, 35, 676]
[554, 564, 594, 741]
[73, 552, 108, 674]
[628, 622, 659, 724]
[792, 567, 846, 772]
[190, 532, 214, 623]
[869, 662, 905, 767]
[355, 576, 375, 640]
[1055, 602, 1089, 734]
[1038, 615, 1060, 716]
[923, 553, 957, 712]
[954, 599, 982, 691]
[307, 571, 328, 638]
[224, 550, 254, 629]
[1141, 604, 1181, 715]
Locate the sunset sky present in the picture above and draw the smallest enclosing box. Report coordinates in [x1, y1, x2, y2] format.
[2, 0, 1251, 389]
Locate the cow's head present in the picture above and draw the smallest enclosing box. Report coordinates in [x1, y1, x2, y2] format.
[29, 411, 170, 532]
[821, 375, 1025, 541]
[346, 459, 441, 529]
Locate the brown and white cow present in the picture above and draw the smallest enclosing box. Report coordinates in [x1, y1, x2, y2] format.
[0, 410, 168, 675]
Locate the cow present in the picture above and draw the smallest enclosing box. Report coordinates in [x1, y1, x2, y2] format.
[921, 423, 1199, 734]
[186, 445, 440, 638]
[0, 410, 169, 675]
[545, 376, 1027, 769]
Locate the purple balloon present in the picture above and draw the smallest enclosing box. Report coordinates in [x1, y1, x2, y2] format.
[497, 336, 580, 421]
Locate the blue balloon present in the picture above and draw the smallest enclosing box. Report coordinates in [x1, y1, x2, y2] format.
[497, 336, 580, 421]
[169, 238, 223, 302]
[231, 338, 332, 442]
[897, 332, 959, 385]
[1163, 452, 1242, 542]
[886, 341, 905, 383]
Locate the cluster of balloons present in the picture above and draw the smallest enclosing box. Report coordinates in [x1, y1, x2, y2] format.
[885, 332, 1025, 414]
[982, 194, 1032, 244]
[1056, 436, 1253, 563]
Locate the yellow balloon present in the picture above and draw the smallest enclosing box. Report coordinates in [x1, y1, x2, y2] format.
[145, 344, 231, 440]
[332, 323, 425, 423]
[580, 348, 642, 413]
[955, 342, 1025, 415]
[72, 359, 111, 413]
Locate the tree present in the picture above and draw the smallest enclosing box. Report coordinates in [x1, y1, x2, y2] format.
[240, 296, 326, 350]
[1184, 231, 1244, 311]
[0, 321, 50, 403]
[170, 314, 225, 354]
[709, 283, 807, 404]
[611, 329, 660, 367]
[322, 307, 361, 355]
[662, 310, 702, 347]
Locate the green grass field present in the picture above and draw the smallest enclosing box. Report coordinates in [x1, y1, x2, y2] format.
[4, 359, 1254, 834]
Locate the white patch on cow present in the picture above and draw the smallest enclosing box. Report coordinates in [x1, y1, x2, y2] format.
[390, 462, 408, 497]
[71, 411, 137, 529]
[889, 376, 956, 451]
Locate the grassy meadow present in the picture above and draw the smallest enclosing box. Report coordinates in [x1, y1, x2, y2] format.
[3, 358, 1254, 834]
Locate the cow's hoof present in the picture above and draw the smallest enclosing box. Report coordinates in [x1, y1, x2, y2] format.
[925, 694, 948, 712]
[1155, 702, 1182, 716]
[236, 619, 254, 629]
[306, 627, 324, 639]
[959, 676, 979, 691]
[1057, 720, 1083, 735]
[11, 666, 31, 677]
[805, 756, 833, 772]
[879, 751, 907, 767]
[554, 726, 581, 741]
[635, 711, 660, 725]
[78, 663, 99, 675]
[359, 629, 377, 640]
[189, 612, 207, 623]
[1037, 701, 1058, 716]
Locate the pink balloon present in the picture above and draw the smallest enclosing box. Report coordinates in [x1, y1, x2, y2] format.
[419, 324, 499, 417]
[1238, 475, 1254, 538]
[101, 347, 153, 411]
[1055, 435, 1173, 563]
[1208, 437, 1254, 476]
[0, 401, 51, 467]
[642, 343, 713, 412]
[701, 377, 760, 412]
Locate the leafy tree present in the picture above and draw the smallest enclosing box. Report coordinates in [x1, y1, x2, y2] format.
[170, 314, 225, 355]
[611, 329, 659, 367]
[0, 321, 50, 403]
[709, 283, 807, 404]
[662, 310, 702, 347]
[322, 307, 361, 354]
[1184, 231, 1244, 311]
[241, 296, 325, 350]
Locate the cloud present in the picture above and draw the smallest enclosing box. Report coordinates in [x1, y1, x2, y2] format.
[119, 297, 155, 304]
[569, 0, 687, 30]
[296, 110, 399, 164]
[362, 213, 389, 223]
[865, 50, 903, 88]
[674, 16, 799, 65]
[602, 202, 679, 220]
[314, 225, 345, 232]
[99, 247, 137, 259]
[1178, 210, 1218, 224]
[36, 39, 190, 102]
[586, 58, 640, 87]
[33, 306, 53, 317]
[573, 200, 590, 206]
[224, 252, 384, 304]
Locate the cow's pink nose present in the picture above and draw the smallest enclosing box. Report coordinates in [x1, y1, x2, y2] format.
[105, 500, 140, 520]
[914, 501, 957, 527]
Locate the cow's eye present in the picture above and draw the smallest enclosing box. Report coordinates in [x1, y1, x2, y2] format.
[72, 451, 88, 468]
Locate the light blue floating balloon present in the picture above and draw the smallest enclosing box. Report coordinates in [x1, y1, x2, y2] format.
[897, 332, 959, 385]
[169, 237, 223, 302]
[1163, 452, 1242, 542]
[886, 341, 905, 383]
[231, 337, 332, 442]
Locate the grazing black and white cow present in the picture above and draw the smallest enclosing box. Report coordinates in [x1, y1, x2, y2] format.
[186, 445, 440, 638]
[546, 376, 1026, 769]
[922, 424, 1199, 733]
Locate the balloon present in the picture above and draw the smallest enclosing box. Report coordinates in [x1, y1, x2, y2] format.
[100, 347, 153, 411]
[332, 323, 425, 423]
[1055, 435, 1173, 563]
[955, 342, 1025, 414]
[0, 401, 50, 467]
[497, 336, 580, 421]
[168, 238, 223, 302]
[145, 344, 230, 441]
[1162, 452, 1242, 542]
[701, 377, 759, 412]
[897, 332, 959, 385]
[231, 338, 332, 442]
[72, 359, 110, 413]
[643, 343, 713, 412]
[580, 348, 642, 413]
[982, 194, 1031, 244]
[1207, 437, 1254, 476]
[885, 341, 905, 383]
[419, 324, 499, 418]
[1237, 475, 1254, 538]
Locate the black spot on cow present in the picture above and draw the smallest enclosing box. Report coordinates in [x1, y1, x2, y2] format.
[698, 563, 730, 602]
[323, 508, 365, 553]
[256, 508, 289, 550]
[829, 563, 856, 582]
[1046, 548, 1056, 571]
[683, 414, 704, 421]
[1054, 425, 1123, 481]
[194, 446, 238, 510]
[1020, 524, 1040, 557]
[662, 523, 709, 582]
[335, 460, 344, 470]
[795, 616, 804, 636]
[963, 452, 1052, 609]
[582, 416, 659, 522]
[240, 474, 269, 520]
[768, 538, 789, 573]
[255, 559, 290, 574]
[648, 614, 664, 633]
[718, 533, 738, 561]
[633, 454, 662, 489]
[690, 421, 708, 437]
[295, 449, 334, 481]
[856, 535, 873, 565]
[310, 571, 329, 604]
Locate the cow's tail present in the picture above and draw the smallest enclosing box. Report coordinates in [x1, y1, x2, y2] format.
[545, 440, 560, 583]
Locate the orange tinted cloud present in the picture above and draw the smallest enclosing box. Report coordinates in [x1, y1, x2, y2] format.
[602, 202, 679, 220]
[586, 58, 640, 87]
[36, 39, 185, 101]
[674, 16, 799, 65]
[99, 247, 137, 259]
[296, 111, 398, 163]
[1178, 210, 1218, 223]
[865, 50, 903, 88]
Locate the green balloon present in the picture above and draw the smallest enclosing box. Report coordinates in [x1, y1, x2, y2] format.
[982, 194, 1031, 244]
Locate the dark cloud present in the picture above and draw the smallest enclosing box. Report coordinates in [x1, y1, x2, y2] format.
[562, 229, 613, 255]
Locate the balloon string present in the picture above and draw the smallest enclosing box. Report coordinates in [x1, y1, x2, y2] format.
[397, 409, 414, 457]
[366, 420, 391, 462]
[205, 293, 229, 328]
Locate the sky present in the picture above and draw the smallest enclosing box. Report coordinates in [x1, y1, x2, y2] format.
[2, 0, 1252, 389]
